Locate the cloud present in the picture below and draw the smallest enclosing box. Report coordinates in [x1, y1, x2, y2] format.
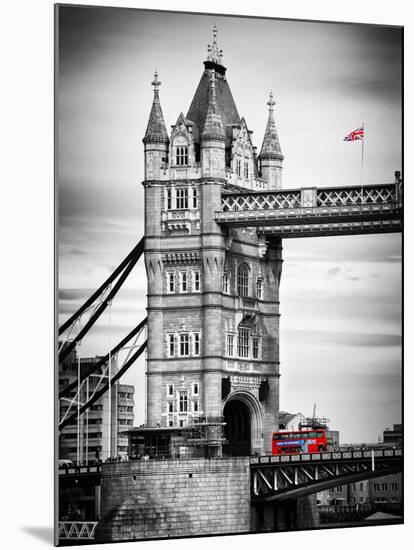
[283, 328, 401, 349]
[69, 247, 88, 256]
[320, 25, 402, 102]
[59, 288, 88, 301]
[286, 251, 402, 265]
[59, 215, 140, 238]
[283, 233, 401, 266]
[382, 255, 403, 263]
[324, 73, 401, 102]
[59, 287, 145, 311]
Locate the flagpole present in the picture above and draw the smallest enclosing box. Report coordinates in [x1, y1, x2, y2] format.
[360, 122, 365, 189]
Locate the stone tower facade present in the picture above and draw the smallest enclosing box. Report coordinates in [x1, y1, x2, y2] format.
[142, 27, 284, 455]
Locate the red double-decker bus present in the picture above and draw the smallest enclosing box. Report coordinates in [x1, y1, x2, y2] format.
[272, 430, 328, 455]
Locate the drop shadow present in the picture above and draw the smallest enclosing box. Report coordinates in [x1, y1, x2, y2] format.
[21, 526, 54, 544]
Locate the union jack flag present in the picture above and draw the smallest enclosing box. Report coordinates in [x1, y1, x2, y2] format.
[344, 126, 364, 141]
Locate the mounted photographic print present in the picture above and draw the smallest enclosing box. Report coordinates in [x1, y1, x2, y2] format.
[55, 4, 403, 545]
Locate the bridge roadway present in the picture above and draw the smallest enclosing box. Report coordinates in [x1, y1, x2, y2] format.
[216, 180, 403, 238]
[58, 448, 402, 496]
[250, 448, 402, 504]
[59, 463, 102, 481]
[58, 448, 402, 540]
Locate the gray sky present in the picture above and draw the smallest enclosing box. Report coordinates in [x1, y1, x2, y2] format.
[57, 6, 402, 443]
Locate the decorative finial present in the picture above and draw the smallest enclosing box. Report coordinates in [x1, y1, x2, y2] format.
[267, 91, 276, 111]
[210, 68, 217, 101]
[206, 25, 223, 65]
[210, 68, 216, 87]
[151, 70, 161, 94]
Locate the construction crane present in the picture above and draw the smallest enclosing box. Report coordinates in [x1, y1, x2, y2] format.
[299, 403, 330, 430]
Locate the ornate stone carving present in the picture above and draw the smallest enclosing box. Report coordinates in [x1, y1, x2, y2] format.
[161, 209, 200, 233]
[233, 362, 261, 374]
[301, 188, 317, 208]
[258, 234, 268, 258]
[230, 375, 261, 391]
[162, 252, 201, 265]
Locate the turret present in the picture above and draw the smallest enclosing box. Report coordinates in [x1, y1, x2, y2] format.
[143, 71, 169, 180]
[201, 69, 226, 179]
[259, 92, 284, 189]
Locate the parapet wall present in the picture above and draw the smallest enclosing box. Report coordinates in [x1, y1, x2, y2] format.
[95, 457, 251, 542]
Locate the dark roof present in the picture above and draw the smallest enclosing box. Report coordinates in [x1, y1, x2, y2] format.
[279, 413, 297, 427]
[260, 109, 283, 160]
[186, 63, 240, 147]
[202, 86, 225, 141]
[278, 411, 306, 428]
[143, 90, 169, 144]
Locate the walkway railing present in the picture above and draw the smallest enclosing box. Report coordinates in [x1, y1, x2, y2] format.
[216, 180, 403, 236]
[250, 448, 402, 465]
[59, 464, 102, 475]
[220, 183, 400, 213]
[58, 521, 98, 540]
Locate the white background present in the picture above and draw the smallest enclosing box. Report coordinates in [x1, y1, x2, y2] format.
[0, 0, 412, 549]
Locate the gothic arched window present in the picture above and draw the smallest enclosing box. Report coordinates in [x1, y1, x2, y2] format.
[237, 264, 249, 297]
[179, 391, 188, 413]
[176, 146, 188, 166]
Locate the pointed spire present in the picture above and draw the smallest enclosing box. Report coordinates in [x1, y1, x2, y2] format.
[202, 69, 225, 141]
[267, 91, 276, 112]
[143, 70, 169, 144]
[206, 24, 224, 66]
[152, 69, 161, 95]
[260, 91, 283, 160]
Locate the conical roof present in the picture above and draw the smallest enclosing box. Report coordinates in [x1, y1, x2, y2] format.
[186, 27, 240, 146]
[260, 92, 283, 160]
[143, 71, 169, 144]
[201, 70, 225, 141]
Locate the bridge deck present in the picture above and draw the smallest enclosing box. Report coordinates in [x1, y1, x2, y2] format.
[250, 448, 402, 466]
[250, 449, 402, 503]
[216, 182, 403, 237]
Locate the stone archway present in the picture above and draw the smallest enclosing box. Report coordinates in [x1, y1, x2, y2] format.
[223, 391, 263, 456]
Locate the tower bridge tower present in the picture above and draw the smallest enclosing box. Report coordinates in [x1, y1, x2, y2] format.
[142, 27, 283, 455]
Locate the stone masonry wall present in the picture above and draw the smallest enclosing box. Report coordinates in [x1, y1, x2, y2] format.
[95, 457, 251, 542]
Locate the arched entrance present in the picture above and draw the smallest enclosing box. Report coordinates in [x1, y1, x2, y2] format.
[223, 391, 263, 456]
[223, 399, 251, 456]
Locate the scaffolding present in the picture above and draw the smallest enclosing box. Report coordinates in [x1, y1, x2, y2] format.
[299, 417, 330, 430]
[184, 417, 227, 448]
[126, 417, 228, 460]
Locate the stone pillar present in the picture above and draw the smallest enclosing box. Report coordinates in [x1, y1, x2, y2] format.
[200, 180, 225, 419]
[261, 157, 283, 190]
[144, 142, 168, 181]
[94, 485, 101, 520]
[144, 183, 164, 426]
[260, 237, 283, 453]
[295, 494, 320, 529]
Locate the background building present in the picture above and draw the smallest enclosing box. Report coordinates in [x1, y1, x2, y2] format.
[320, 474, 402, 509]
[278, 411, 306, 431]
[382, 424, 402, 447]
[368, 474, 402, 505]
[317, 424, 402, 510]
[59, 345, 134, 463]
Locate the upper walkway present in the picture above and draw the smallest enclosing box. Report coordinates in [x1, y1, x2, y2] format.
[216, 179, 402, 238]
